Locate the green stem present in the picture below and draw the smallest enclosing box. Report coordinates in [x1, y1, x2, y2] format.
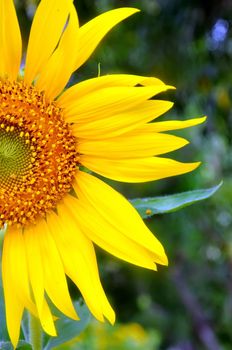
[29, 313, 43, 350]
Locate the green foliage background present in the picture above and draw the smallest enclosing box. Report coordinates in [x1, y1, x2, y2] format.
[15, 0, 232, 349]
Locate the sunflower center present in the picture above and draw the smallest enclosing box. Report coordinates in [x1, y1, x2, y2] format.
[0, 79, 78, 228]
[0, 127, 32, 189]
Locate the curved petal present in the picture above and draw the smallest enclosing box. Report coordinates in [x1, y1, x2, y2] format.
[77, 117, 205, 158]
[62, 85, 172, 123]
[78, 132, 188, 159]
[24, 224, 57, 336]
[24, 0, 73, 84]
[0, 0, 22, 80]
[72, 171, 167, 266]
[80, 156, 200, 183]
[33, 219, 77, 321]
[64, 194, 159, 269]
[36, 5, 79, 100]
[2, 227, 35, 347]
[46, 210, 115, 324]
[71, 100, 173, 140]
[137, 116, 207, 133]
[58, 74, 167, 107]
[73, 8, 139, 71]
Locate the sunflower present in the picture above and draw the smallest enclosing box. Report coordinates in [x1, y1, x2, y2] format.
[0, 0, 205, 347]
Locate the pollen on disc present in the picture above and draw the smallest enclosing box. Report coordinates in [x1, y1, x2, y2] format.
[0, 79, 78, 228]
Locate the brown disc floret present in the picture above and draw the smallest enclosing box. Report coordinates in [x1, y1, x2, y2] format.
[0, 80, 78, 228]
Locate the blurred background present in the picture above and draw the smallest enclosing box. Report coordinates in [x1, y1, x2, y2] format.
[16, 0, 232, 349]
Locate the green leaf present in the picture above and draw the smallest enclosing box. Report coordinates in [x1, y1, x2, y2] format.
[16, 341, 32, 350]
[0, 228, 9, 342]
[0, 281, 8, 342]
[130, 182, 222, 219]
[44, 301, 91, 350]
[0, 341, 32, 350]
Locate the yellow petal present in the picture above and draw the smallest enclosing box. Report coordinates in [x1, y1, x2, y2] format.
[58, 74, 167, 107]
[80, 156, 200, 183]
[39, 300, 57, 337]
[36, 5, 79, 100]
[46, 210, 115, 324]
[134, 116, 207, 133]
[24, 0, 73, 84]
[35, 219, 77, 320]
[2, 227, 34, 348]
[24, 225, 43, 314]
[62, 85, 172, 123]
[73, 8, 139, 71]
[73, 171, 168, 265]
[78, 132, 188, 159]
[64, 194, 159, 269]
[71, 100, 173, 139]
[24, 224, 56, 336]
[0, 0, 22, 80]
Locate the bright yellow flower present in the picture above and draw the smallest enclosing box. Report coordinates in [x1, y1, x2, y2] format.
[0, 0, 205, 347]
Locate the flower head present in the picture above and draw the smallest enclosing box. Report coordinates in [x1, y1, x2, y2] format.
[0, 0, 205, 347]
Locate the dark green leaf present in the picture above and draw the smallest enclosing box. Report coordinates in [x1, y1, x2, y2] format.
[0, 229, 8, 342]
[21, 312, 29, 343]
[0, 283, 8, 341]
[0, 341, 32, 350]
[44, 302, 91, 350]
[16, 341, 32, 350]
[130, 182, 222, 219]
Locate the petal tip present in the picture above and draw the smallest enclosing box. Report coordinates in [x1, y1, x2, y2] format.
[124, 7, 141, 14]
[107, 309, 116, 325]
[199, 115, 207, 124]
[192, 161, 201, 169]
[167, 85, 176, 90]
[156, 250, 169, 266]
[161, 253, 169, 266]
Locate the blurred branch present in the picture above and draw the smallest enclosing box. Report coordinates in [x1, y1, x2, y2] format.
[171, 266, 221, 350]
